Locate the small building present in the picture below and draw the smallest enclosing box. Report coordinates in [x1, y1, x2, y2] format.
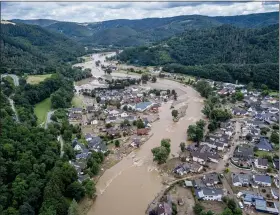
[243, 192, 264, 206]
[255, 137, 273, 152]
[69, 112, 82, 121]
[195, 188, 223, 201]
[156, 202, 172, 215]
[202, 173, 220, 186]
[233, 145, 254, 160]
[137, 128, 149, 135]
[69, 107, 83, 114]
[232, 173, 251, 187]
[253, 175, 272, 187]
[135, 102, 153, 112]
[254, 158, 268, 169]
[255, 200, 279, 215]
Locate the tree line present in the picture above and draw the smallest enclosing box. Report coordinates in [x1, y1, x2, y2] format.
[117, 24, 279, 89]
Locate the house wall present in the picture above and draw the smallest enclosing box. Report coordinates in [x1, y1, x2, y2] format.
[209, 157, 219, 163]
[255, 181, 271, 187]
[203, 194, 222, 201]
[255, 164, 268, 169]
[233, 182, 242, 187]
[193, 157, 206, 164]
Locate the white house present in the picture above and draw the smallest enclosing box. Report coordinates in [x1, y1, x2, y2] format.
[74, 144, 83, 151]
[254, 158, 268, 169]
[120, 112, 129, 118]
[109, 109, 120, 117]
[200, 141, 225, 151]
[196, 188, 223, 201]
[232, 173, 251, 187]
[192, 153, 207, 165]
[91, 119, 98, 125]
[253, 175, 272, 187]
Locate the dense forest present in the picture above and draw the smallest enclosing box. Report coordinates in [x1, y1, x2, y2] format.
[1, 23, 86, 74]
[0, 20, 98, 215]
[118, 24, 279, 89]
[12, 12, 279, 47]
[0, 91, 95, 215]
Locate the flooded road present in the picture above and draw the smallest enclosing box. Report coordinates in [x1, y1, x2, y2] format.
[74, 53, 204, 215]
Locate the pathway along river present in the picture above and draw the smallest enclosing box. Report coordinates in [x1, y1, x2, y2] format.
[75, 53, 204, 215]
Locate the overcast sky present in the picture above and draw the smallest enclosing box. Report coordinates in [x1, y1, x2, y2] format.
[2, 1, 279, 23]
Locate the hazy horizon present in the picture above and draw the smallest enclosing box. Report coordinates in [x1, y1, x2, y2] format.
[2, 2, 279, 23]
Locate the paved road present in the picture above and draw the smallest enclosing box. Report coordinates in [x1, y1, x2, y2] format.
[1, 74, 19, 86]
[1, 74, 20, 122]
[45, 110, 55, 129]
[58, 135, 65, 158]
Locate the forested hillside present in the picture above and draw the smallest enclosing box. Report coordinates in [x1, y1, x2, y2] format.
[12, 12, 279, 47]
[117, 24, 279, 89]
[1, 22, 86, 74]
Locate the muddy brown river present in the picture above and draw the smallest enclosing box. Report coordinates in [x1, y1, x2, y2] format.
[74, 53, 204, 215]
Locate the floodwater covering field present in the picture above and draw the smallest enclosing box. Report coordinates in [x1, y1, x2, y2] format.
[73, 52, 204, 215]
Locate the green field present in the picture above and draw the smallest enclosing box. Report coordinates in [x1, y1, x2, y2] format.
[255, 150, 273, 158]
[34, 97, 51, 125]
[26, 74, 53, 85]
[71, 95, 84, 108]
[269, 91, 279, 97]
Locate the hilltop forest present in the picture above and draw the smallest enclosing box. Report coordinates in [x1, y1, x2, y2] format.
[12, 11, 279, 47]
[1, 22, 86, 74]
[117, 24, 279, 89]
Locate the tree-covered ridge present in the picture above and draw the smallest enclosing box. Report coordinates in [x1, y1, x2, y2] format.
[162, 63, 279, 90]
[117, 24, 279, 89]
[118, 24, 278, 66]
[12, 12, 279, 47]
[1, 23, 86, 72]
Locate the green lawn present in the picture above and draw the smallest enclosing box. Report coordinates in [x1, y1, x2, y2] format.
[269, 91, 279, 97]
[26, 74, 53, 85]
[34, 97, 51, 126]
[71, 95, 84, 108]
[254, 150, 273, 158]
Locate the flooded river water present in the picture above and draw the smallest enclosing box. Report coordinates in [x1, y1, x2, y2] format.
[74, 53, 204, 215]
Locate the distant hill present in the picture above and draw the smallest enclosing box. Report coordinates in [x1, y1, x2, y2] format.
[118, 24, 279, 66]
[118, 24, 279, 89]
[12, 19, 59, 27]
[1, 22, 85, 72]
[11, 12, 279, 47]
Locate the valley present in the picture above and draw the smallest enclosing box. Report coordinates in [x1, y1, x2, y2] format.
[0, 6, 279, 215]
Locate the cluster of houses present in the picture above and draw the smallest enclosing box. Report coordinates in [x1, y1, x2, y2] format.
[174, 120, 235, 177]
[232, 172, 279, 214]
[154, 173, 225, 215]
[68, 87, 162, 125]
[69, 134, 108, 183]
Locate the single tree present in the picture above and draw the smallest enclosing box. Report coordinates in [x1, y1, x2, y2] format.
[171, 109, 178, 118]
[151, 76, 157, 83]
[270, 131, 279, 144]
[180, 142, 186, 152]
[115, 140, 120, 147]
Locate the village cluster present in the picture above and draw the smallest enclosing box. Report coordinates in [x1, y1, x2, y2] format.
[67, 83, 176, 183]
[154, 81, 279, 215]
